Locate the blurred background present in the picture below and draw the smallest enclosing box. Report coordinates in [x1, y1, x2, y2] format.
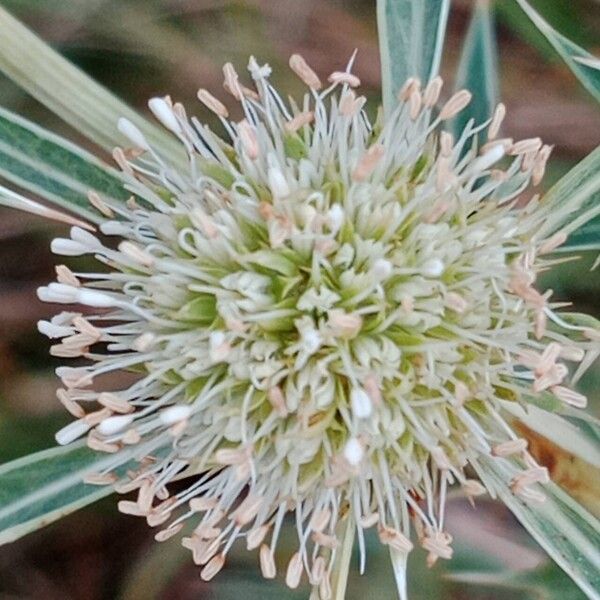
[0, 0, 598, 598]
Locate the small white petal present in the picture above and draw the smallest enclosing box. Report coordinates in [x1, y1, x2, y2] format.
[327, 204, 344, 233]
[160, 405, 192, 425]
[351, 388, 372, 419]
[76, 289, 118, 308]
[343, 438, 364, 465]
[148, 97, 182, 134]
[100, 221, 131, 236]
[70, 226, 99, 246]
[267, 164, 290, 199]
[471, 144, 505, 173]
[51, 239, 88, 256]
[55, 419, 90, 445]
[97, 415, 135, 436]
[302, 329, 322, 354]
[37, 320, 74, 339]
[372, 259, 392, 281]
[117, 118, 150, 150]
[37, 283, 79, 304]
[421, 258, 444, 278]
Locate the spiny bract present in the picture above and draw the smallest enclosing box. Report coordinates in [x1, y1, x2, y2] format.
[38, 54, 597, 595]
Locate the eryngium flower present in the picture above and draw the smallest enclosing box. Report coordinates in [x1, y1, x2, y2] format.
[38, 55, 596, 594]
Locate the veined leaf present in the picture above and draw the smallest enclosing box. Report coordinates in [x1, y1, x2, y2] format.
[559, 217, 600, 252]
[0, 441, 127, 545]
[0, 107, 131, 223]
[514, 0, 600, 103]
[0, 5, 184, 160]
[0, 183, 94, 229]
[538, 145, 600, 247]
[448, 562, 589, 600]
[503, 403, 600, 470]
[453, 1, 499, 136]
[377, 0, 450, 114]
[477, 458, 600, 599]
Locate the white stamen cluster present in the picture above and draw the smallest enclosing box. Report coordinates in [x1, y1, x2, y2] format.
[38, 55, 598, 594]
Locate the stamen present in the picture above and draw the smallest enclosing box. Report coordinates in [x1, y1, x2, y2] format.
[197, 89, 229, 117]
[328, 71, 361, 88]
[488, 103, 506, 140]
[439, 90, 472, 120]
[289, 54, 322, 90]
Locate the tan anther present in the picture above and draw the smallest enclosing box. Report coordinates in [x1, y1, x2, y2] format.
[409, 88, 422, 120]
[57, 389, 85, 418]
[398, 77, 421, 102]
[538, 231, 567, 254]
[492, 438, 528, 457]
[423, 76, 443, 107]
[352, 144, 385, 181]
[488, 103, 506, 140]
[55, 265, 81, 287]
[509, 137, 543, 156]
[119, 240, 154, 267]
[83, 472, 118, 485]
[285, 111, 314, 133]
[439, 131, 454, 157]
[289, 54, 322, 90]
[439, 90, 472, 120]
[230, 493, 263, 526]
[201, 554, 226, 583]
[155, 522, 184, 542]
[378, 525, 413, 552]
[285, 552, 304, 589]
[197, 88, 229, 118]
[237, 119, 260, 160]
[87, 191, 114, 218]
[267, 385, 288, 417]
[246, 524, 269, 550]
[328, 71, 360, 88]
[551, 385, 587, 408]
[223, 62, 242, 100]
[259, 544, 277, 579]
[84, 407, 112, 427]
[98, 392, 133, 414]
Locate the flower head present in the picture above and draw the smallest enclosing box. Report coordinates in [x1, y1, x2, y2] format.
[38, 55, 597, 592]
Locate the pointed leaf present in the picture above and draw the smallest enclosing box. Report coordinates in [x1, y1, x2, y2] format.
[0, 184, 94, 229]
[537, 145, 600, 247]
[453, 1, 499, 136]
[514, 0, 600, 103]
[503, 403, 600, 470]
[0, 107, 131, 222]
[0, 5, 184, 160]
[377, 0, 450, 114]
[478, 457, 600, 599]
[559, 216, 600, 252]
[0, 441, 129, 545]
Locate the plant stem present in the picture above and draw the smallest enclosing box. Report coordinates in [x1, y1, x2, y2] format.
[331, 516, 355, 600]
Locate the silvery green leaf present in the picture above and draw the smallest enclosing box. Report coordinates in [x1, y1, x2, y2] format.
[0, 5, 184, 160]
[0, 184, 94, 229]
[453, 1, 499, 136]
[0, 107, 131, 223]
[538, 145, 600, 249]
[377, 0, 450, 114]
[502, 402, 600, 469]
[477, 458, 600, 599]
[514, 0, 600, 103]
[559, 217, 600, 252]
[448, 562, 588, 600]
[0, 442, 121, 545]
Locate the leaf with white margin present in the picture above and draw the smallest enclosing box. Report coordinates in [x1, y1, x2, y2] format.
[377, 0, 450, 115]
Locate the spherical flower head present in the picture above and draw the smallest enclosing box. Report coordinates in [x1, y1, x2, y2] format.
[38, 55, 598, 592]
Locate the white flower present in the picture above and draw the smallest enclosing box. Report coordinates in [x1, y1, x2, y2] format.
[39, 55, 597, 594]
